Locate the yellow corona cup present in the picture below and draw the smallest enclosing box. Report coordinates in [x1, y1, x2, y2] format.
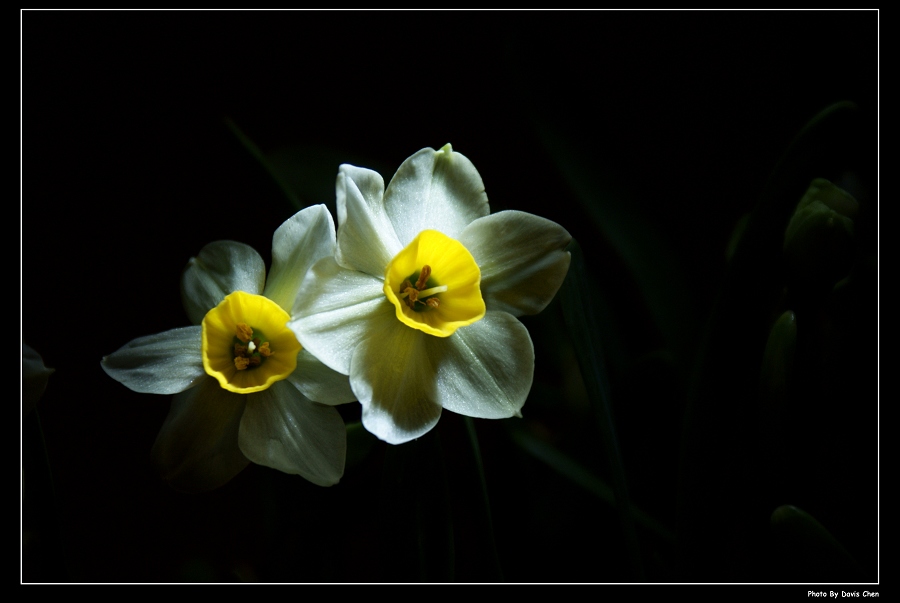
[202, 291, 302, 393]
[383, 230, 485, 337]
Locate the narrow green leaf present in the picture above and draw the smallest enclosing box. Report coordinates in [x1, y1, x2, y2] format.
[223, 117, 302, 211]
[462, 416, 503, 581]
[535, 121, 696, 376]
[509, 424, 674, 544]
[559, 238, 645, 581]
[378, 429, 455, 582]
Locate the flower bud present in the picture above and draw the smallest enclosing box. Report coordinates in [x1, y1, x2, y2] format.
[757, 310, 796, 463]
[760, 310, 796, 411]
[783, 179, 857, 298]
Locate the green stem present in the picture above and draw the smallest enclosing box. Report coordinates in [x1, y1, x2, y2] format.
[223, 117, 302, 211]
[464, 416, 504, 581]
[23, 409, 69, 581]
[560, 239, 645, 581]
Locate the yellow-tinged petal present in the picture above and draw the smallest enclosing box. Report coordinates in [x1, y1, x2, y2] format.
[202, 291, 301, 393]
[383, 230, 485, 337]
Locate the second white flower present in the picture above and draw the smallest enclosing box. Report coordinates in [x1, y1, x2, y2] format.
[289, 144, 571, 445]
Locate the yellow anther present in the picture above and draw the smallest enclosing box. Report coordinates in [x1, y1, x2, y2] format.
[404, 287, 420, 308]
[382, 230, 485, 337]
[236, 323, 253, 343]
[415, 265, 432, 290]
[233, 331, 273, 368]
[399, 265, 444, 310]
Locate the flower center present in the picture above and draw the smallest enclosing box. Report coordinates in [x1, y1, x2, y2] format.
[232, 323, 274, 370]
[398, 264, 449, 311]
[383, 230, 485, 337]
[202, 291, 301, 393]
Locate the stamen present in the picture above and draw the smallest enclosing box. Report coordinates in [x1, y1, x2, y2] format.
[236, 323, 253, 343]
[233, 327, 272, 370]
[415, 265, 431, 290]
[401, 287, 416, 309]
[417, 285, 448, 297]
[399, 265, 446, 310]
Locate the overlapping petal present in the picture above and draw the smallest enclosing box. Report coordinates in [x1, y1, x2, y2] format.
[383, 145, 490, 244]
[101, 326, 205, 394]
[459, 211, 572, 317]
[181, 241, 266, 325]
[335, 165, 402, 277]
[350, 314, 443, 445]
[288, 348, 357, 405]
[348, 312, 533, 445]
[238, 381, 347, 486]
[430, 311, 534, 419]
[151, 377, 250, 492]
[290, 256, 393, 374]
[283, 147, 571, 445]
[264, 205, 336, 314]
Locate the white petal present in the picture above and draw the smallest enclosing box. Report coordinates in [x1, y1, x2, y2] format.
[23, 342, 53, 377]
[287, 348, 356, 405]
[181, 240, 266, 325]
[335, 165, 402, 277]
[431, 311, 534, 419]
[264, 204, 336, 314]
[350, 317, 442, 445]
[289, 256, 392, 375]
[101, 326, 205, 394]
[384, 145, 490, 243]
[238, 381, 346, 486]
[23, 343, 54, 415]
[151, 377, 250, 492]
[460, 211, 572, 316]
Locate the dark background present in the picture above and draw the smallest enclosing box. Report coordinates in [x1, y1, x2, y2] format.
[22, 10, 878, 584]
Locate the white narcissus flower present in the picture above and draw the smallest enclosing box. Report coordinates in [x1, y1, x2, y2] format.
[101, 205, 355, 491]
[289, 145, 571, 445]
